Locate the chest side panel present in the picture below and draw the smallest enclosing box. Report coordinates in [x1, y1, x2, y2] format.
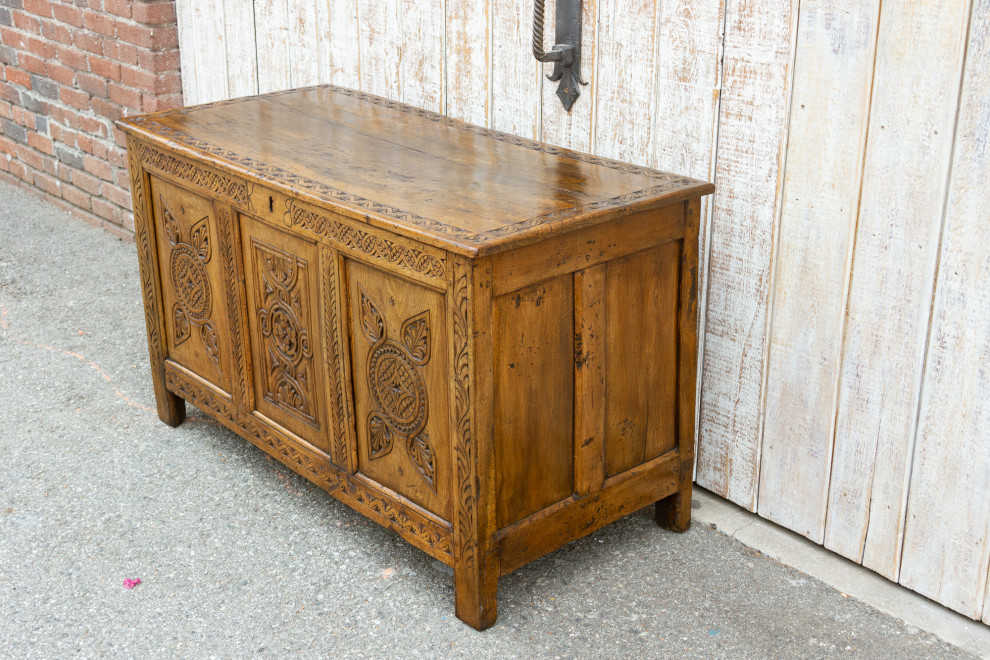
[150, 175, 233, 395]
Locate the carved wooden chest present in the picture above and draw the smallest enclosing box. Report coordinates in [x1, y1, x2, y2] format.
[118, 86, 714, 630]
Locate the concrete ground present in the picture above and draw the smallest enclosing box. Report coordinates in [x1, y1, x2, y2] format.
[0, 179, 983, 659]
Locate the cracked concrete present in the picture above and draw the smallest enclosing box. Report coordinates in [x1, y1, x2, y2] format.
[0, 179, 984, 659]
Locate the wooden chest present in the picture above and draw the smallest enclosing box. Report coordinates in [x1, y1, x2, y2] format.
[118, 86, 714, 630]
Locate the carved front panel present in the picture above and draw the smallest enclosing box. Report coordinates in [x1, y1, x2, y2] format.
[240, 216, 329, 452]
[346, 259, 451, 520]
[151, 176, 231, 394]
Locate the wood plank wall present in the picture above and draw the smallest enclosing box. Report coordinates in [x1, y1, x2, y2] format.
[173, 0, 990, 622]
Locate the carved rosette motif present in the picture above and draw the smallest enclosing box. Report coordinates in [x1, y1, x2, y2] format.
[360, 288, 437, 491]
[162, 198, 220, 367]
[254, 242, 316, 425]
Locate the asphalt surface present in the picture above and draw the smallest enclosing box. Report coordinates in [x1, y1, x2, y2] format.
[0, 179, 977, 659]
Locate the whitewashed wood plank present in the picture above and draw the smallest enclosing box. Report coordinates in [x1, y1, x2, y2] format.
[694, 0, 798, 510]
[223, 0, 259, 98]
[899, 0, 990, 620]
[591, 0, 659, 167]
[757, 0, 881, 543]
[540, 0, 597, 151]
[174, 0, 198, 105]
[491, 0, 540, 139]
[288, 0, 321, 87]
[445, 0, 490, 125]
[190, 1, 229, 104]
[828, 0, 972, 581]
[358, 0, 402, 100]
[254, 0, 292, 94]
[318, 0, 361, 87]
[400, 0, 444, 112]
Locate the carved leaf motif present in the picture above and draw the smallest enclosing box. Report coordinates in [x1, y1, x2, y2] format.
[408, 433, 436, 491]
[162, 198, 180, 247]
[190, 216, 211, 262]
[400, 311, 430, 365]
[368, 412, 393, 459]
[201, 321, 220, 366]
[360, 288, 385, 344]
[173, 304, 190, 344]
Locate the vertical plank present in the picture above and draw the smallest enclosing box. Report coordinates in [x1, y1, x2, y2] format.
[400, 0, 445, 112]
[288, 0, 321, 87]
[490, 0, 540, 138]
[317, 0, 361, 87]
[189, 1, 229, 104]
[540, 0, 597, 151]
[591, 0, 659, 167]
[358, 0, 402, 99]
[255, 0, 292, 94]
[445, 0, 490, 125]
[694, 0, 798, 509]
[757, 0, 881, 542]
[899, 0, 990, 620]
[174, 0, 198, 105]
[573, 264, 606, 496]
[223, 0, 259, 98]
[828, 0, 972, 580]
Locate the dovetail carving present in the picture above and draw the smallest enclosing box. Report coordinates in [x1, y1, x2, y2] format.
[142, 146, 248, 205]
[254, 241, 317, 426]
[284, 200, 446, 281]
[163, 367, 453, 564]
[163, 197, 220, 367]
[360, 288, 436, 490]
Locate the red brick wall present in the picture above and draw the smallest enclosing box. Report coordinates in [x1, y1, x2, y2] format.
[0, 0, 180, 237]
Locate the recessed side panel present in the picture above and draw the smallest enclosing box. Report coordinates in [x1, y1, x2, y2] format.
[494, 275, 575, 528]
[150, 175, 232, 395]
[604, 241, 679, 478]
[345, 259, 451, 521]
[239, 214, 329, 452]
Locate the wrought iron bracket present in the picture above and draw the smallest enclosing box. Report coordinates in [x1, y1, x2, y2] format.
[532, 0, 586, 111]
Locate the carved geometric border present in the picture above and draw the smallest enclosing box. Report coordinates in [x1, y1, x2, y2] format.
[163, 365, 454, 564]
[141, 145, 249, 207]
[125, 84, 705, 245]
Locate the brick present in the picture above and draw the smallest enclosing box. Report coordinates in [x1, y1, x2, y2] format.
[34, 170, 60, 195]
[0, 26, 26, 48]
[13, 10, 41, 32]
[107, 144, 125, 167]
[156, 70, 180, 94]
[102, 0, 127, 18]
[18, 90, 47, 113]
[115, 40, 136, 65]
[0, 117, 25, 142]
[82, 153, 109, 180]
[115, 20, 154, 48]
[141, 92, 180, 113]
[0, 81, 17, 103]
[29, 74, 57, 98]
[59, 85, 89, 110]
[9, 157, 29, 181]
[82, 9, 114, 36]
[137, 46, 178, 73]
[18, 52, 46, 75]
[90, 195, 117, 221]
[0, 0, 24, 9]
[107, 82, 138, 110]
[103, 181, 130, 208]
[10, 102, 30, 125]
[15, 142, 45, 169]
[110, 124, 125, 147]
[5, 66, 31, 88]
[131, 1, 173, 25]
[26, 35, 54, 58]
[45, 60, 74, 85]
[54, 142, 83, 167]
[55, 45, 87, 70]
[78, 114, 106, 135]
[51, 2, 81, 26]
[28, 129, 52, 153]
[87, 137, 106, 158]
[0, 99, 9, 118]
[71, 166, 99, 193]
[0, 153, 8, 171]
[61, 181, 90, 208]
[0, 45, 16, 65]
[120, 63, 154, 92]
[40, 18, 71, 44]
[75, 70, 106, 97]
[0, 8, 11, 25]
[23, 0, 51, 17]
[72, 29, 102, 55]
[86, 54, 119, 80]
[74, 131, 91, 152]
[34, 113, 45, 133]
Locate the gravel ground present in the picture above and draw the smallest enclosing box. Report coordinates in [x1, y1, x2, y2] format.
[0, 180, 976, 659]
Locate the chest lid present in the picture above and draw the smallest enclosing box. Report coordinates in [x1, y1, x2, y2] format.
[119, 85, 713, 256]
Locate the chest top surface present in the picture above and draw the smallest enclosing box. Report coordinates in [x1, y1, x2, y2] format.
[119, 85, 714, 256]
